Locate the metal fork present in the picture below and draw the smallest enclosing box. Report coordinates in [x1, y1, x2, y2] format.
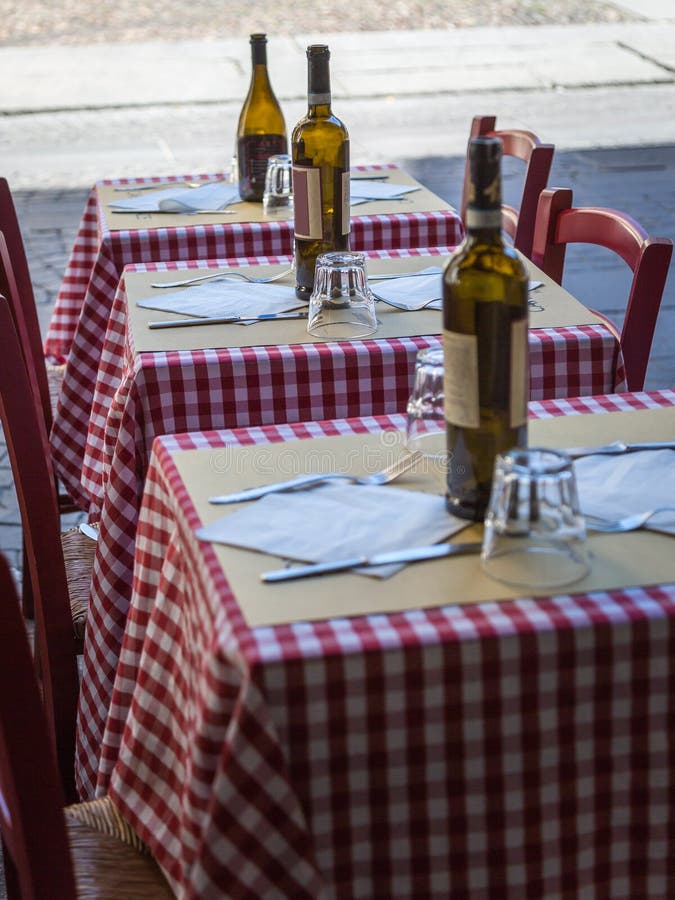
[151, 268, 293, 289]
[585, 506, 675, 532]
[371, 291, 440, 311]
[209, 450, 424, 504]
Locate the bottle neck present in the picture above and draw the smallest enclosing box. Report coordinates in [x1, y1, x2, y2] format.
[251, 39, 268, 68]
[465, 206, 502, 239]
[307, 55, 331, 114]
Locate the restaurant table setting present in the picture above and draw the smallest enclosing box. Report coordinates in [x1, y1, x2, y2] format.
[50, 246, 626, 515]
[77, 388, 675, 898]
[45, 164, 462, 359]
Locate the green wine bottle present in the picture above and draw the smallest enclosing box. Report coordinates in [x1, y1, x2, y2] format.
[443, 136, 529, 521]
[236, 34, 287, 203]
[291, 44, 350, 301]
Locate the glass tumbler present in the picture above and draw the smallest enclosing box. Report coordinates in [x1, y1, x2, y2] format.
[307, 251, 378, 339]
[263, 153, 294, 214]
[405, 347, 447, 483]
[481, 447, 591, 589]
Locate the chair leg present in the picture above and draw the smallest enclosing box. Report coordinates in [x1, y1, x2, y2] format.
[21, 538, 34, 619]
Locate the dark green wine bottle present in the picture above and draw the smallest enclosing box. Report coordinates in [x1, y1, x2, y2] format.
[236, 34, 288, 203]
[443, 136, 529, 521]
[291, 45, 350, 301]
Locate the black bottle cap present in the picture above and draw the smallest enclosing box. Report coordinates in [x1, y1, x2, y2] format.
[467, 136, 502, 211]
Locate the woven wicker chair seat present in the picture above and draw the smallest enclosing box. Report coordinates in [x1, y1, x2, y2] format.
[47, 360, 66, 415]
[61, 525, 98, 646]
[64, 796, 175, 897]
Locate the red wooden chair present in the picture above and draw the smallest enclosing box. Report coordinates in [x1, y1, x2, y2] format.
[461, 115, 554, 258]
[0, 553, 174, 899]
[0, 296, 96, 802]
[0, 178, 67, 435]
[0, 184, 80, 616]
[531, 187, 673, 391]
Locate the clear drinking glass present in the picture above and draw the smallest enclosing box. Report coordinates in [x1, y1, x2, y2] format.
[262, 153, 294, 214]
[481, 447, 591, 589]
[405, 347, 447, 483]
[307, 251, 378, 339]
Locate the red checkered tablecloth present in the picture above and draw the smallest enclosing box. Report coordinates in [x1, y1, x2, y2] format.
[50, 246, 626, 514]
[86, 391, 675, 899]
[45, 167, 464, 360]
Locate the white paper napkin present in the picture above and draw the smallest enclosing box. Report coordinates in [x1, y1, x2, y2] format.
[574, 449, 675, 534]
[350, 181, 421, 207]
[369, 267, 443, 310]
[195, 483, 468, 578]
[109, 181, 240, 213]
[136, 279, 304, 318]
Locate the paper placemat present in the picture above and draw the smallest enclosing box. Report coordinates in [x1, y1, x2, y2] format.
[126, 255, 603, 353]
[98, 167, 453, 232]
[171, 405, 675, 627]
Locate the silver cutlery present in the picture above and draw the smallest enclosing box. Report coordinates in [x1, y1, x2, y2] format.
[148, 311, 307, 330]
[151, 268, 293, 289]
[372, 292, 439, 311]
[261, 540, 483, 582]
[368, 271, 440, 282]
[209, 450, 424, 504]
[112, 179, 228, 192]
[585, 507, 675, 532]
[109, 208, 237, 215]
[566, 440, 675, 459]
[350, 174, 391, 181]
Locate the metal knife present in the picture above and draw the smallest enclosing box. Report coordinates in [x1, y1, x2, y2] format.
[261, 541, 483, 583]
[565, 439, 675, 459]
[148, 311, 308, 330]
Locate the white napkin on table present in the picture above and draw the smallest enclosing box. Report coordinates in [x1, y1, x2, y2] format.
[350, 181, 421, 207]
[196, 483, 467, 578]
[574, 449, 675, 534]
[109, 181, 240, 213]
[369, 266, 443, 310]
[136, 279, 304, 319]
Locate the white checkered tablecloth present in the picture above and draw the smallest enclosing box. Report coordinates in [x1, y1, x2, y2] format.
[83, 391, 675, 899]
[45, 166, 465, 360]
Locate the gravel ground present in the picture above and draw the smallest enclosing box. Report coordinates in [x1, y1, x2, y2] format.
[0, 0, 633, 46]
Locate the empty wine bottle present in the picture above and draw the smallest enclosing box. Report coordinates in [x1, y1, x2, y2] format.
[291, 44, 350, 301]
[236, 34, 287, 202]
[443, 136, 529, 521]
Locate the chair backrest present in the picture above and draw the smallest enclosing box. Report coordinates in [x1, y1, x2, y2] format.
[0, 178, 54, 432]
[531, 187, 674, 391]
[461, 115, 555, 258]
[0, 552, 77, 899]
[0, 296, 79, 802]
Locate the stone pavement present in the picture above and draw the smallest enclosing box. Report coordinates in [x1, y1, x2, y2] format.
[1, 11, 674, 581]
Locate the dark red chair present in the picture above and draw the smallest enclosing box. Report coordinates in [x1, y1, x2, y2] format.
[0, 296, 97, 802]
[0, 178, 67, 435]
[0, 180, 80, 616]
[461, 115, 555, 258]
[0, 552, 174, 898]
[531, 187, 673, 391]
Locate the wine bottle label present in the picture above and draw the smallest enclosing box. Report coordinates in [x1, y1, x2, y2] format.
[443, 329, 480, 428]
[292, 166, 323, 239]
[292, 166, 350, 239]
[308, 92, 331, 104]
[510, 318, 528, 427]
[340, 171, 350, 236]
[238, 134, 287, 198]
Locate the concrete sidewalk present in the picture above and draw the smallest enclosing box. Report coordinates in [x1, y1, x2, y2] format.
[2, 19, 675, 189]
